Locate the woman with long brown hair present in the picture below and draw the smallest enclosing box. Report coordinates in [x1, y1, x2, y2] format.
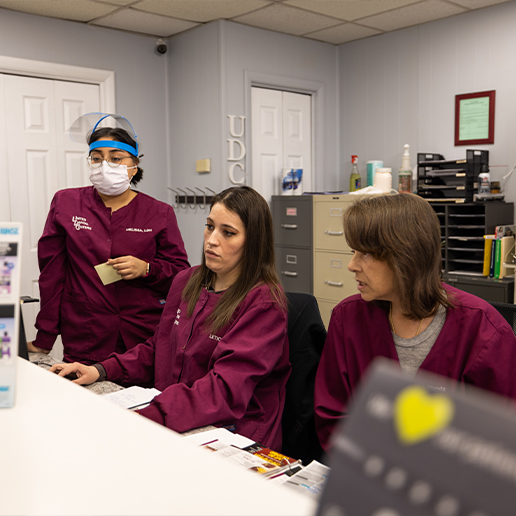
[50, 186, 290, 449]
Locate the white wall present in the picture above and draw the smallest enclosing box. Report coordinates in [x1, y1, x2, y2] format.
[338, 0, 516, 206]
[166, 22, 223, 265]
[167, 20, 339, 262]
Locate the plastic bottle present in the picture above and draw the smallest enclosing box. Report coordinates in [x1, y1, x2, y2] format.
[374, 167, 392, 193]
[398, 144, 412, 193]
[366, 161, 383, 187]
[478, 165, 490, 194]
[349, 155, 361, 192]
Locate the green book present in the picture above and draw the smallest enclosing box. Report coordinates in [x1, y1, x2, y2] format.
[494, 238, 502, 279]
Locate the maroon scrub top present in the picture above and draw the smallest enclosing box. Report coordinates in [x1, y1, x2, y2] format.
[315, 284, 516, 451]
[34, 186, 189, 363]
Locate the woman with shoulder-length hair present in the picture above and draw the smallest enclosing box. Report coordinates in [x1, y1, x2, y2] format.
[315, 193, 516, 451]
[51, 186, 290, 449]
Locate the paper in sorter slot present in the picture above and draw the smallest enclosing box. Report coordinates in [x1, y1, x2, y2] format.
[94, 262, 122, 285]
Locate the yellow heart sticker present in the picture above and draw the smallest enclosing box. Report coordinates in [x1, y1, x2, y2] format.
[394, 386, 454, 445]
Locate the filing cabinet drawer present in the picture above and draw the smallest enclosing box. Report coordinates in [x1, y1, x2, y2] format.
[272, 196, 312, 248]
[314, 199, 352, 252]
[275, 246, 312, 294]
[314, 251, 355, 302]
[316, 299, 337, 330]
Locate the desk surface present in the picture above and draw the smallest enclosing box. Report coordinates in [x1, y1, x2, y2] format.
[1, 358, 316, 516]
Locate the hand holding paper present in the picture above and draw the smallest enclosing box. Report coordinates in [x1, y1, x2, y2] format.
[94, 262, 122, 285]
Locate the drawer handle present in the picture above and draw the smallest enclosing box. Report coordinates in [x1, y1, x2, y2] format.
[324, 230, 343, 236]
[281, 271, 298, 277]
[324, 281, 343, 287]
[281, 224, 298, 229]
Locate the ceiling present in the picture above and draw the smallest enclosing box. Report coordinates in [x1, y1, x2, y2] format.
[0, 0, 512, 45]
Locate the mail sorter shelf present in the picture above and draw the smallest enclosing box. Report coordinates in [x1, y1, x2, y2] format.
[443, 273, 514, 304]
[417, 149, 489, 203]
[432, 202, 514, 275]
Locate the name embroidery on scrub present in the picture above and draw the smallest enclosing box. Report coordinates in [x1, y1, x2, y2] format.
[174, 308, 181, 326]
[72, 216, 92, 231]
[126, 228, 153, 233]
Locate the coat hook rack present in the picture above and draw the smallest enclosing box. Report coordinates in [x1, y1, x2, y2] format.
[170, 186, 216, 208]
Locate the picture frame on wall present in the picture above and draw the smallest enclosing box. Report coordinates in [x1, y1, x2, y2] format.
[455, 90, 495, 146]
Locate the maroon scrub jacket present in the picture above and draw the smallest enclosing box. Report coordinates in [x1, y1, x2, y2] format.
[315, 284, 516, 451]
[101, 267, 291, 450]
[34, 187, 189, 363]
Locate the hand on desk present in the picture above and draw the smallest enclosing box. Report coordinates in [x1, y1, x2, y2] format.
[27, 341, 50, 354]
[107, 256, 147, 280]
[49, 362, 100, 385]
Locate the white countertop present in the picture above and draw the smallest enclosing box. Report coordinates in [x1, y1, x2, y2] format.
[0, 357, 317, 516]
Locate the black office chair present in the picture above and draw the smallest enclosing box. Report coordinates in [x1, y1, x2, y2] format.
[489, 301, 516, 337]
[18, 296, 39, 360]
[282, 292, 327, 465]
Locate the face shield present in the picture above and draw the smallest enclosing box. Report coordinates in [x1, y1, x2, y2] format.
[69, 112, 140, 157]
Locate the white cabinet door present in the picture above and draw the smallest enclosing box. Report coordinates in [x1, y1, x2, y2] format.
[251, 87, 312, 202]
[3, 74, 99, 347]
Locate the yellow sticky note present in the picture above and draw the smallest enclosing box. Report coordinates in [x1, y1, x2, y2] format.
[394, 386, 454, 445]
[94, 262, 122, 285]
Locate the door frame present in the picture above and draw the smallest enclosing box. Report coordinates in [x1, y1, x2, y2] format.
[244, 71, 323, 193]
[0, 55, 115, 112]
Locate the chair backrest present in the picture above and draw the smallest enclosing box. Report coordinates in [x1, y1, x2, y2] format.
[488, 301, 516, 337]
[282, 292, 327, 465]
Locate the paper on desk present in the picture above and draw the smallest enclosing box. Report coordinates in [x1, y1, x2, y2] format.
[102, 386, 161, 410]
[94, 262, 122, 285]
[270, 460, 330, 498]
[184, 427, 255, 449]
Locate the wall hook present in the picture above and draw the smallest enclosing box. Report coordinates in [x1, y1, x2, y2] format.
[177, 188, 187, 209]
[167, 187, 179, 209]
[195, 187, 206, 209]
[186, 187, 196, 209]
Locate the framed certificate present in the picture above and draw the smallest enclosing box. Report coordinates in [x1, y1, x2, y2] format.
[455, 90, 495, 146]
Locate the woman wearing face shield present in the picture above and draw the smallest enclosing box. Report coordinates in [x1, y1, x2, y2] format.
[28, 114, 190, 364]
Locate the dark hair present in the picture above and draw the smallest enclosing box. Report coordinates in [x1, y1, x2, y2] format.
[182, 186, 286, 332]
[88, 127, 143, 186]
[343, 193, 453, 319]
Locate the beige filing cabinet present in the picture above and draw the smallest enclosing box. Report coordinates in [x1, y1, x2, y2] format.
[273, 194, 362, 328]
[312, 194, 357, 327]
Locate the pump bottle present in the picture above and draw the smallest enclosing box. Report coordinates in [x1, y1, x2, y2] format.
[349, 155, 361, 192]
[398, 144, 412, 193]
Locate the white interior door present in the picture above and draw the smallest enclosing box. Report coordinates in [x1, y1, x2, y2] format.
[283, 91, 312, 190]
[2, 74, 99, 351]
[251, 87, 312, 202]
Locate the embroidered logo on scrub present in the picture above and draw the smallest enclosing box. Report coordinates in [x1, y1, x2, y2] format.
[174, 308, 180, 326]
[394, 386, 454, 445]
[72, 216, 92, 231]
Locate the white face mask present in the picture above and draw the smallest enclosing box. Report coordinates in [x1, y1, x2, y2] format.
[88, 161, 136, 196]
